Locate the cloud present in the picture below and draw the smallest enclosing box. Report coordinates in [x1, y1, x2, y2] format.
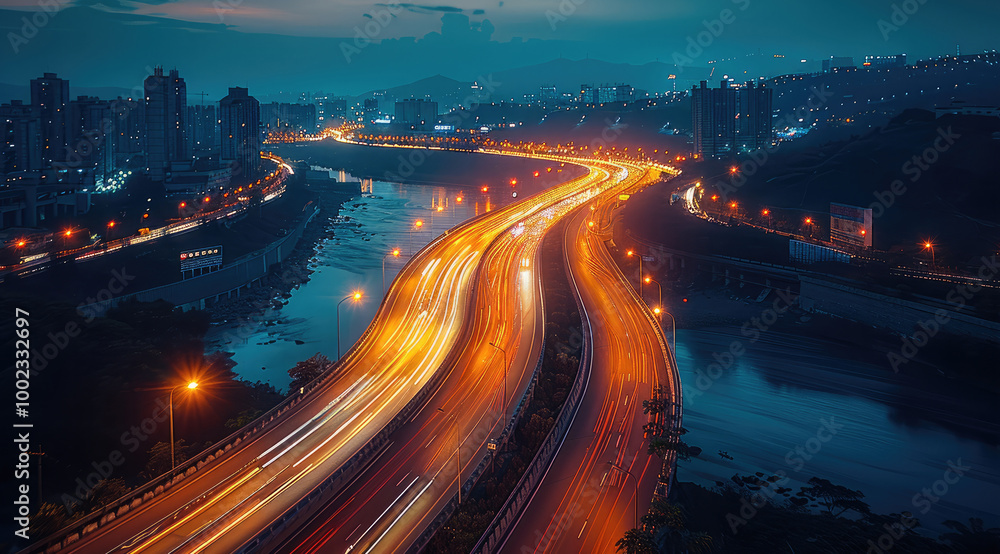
[374, 3, 479, 16]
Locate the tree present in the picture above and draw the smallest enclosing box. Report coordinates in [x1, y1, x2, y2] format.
[30, 502, 73, 539]
[616, 528, 657, 554]
[648, 428, 699, 461]
[642, 385, 669, 416]
[797, 477, 870, 518]
[226, 408, 263, 430]
[288, 353, 332, 392]
[79, 478, 131, 514]
[642, 499, 714, 554]
[143, 440, 191, 479]
[940, 517, 1000, 551]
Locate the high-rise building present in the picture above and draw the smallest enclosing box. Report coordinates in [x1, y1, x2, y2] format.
[736, 82, 773, 152]
[186, 104, 218, 154]
[822, 56, 855, 73]
[111, 96, 145, 161]
[692, 81, 737, 158]
[0, 100, 42, 174]
[30, 72, 70, 166]
[394, 99, 438, 130]
[540, 85, 558, 102]
[363, 98, 380, 120]
[328, 98, 347, 122]
[144, 67, 188, 181]
[260, 102, 317, 133]
[219, 87, 261, 182]
[68, 96, 114, 179]
[692, 80, 773, 158]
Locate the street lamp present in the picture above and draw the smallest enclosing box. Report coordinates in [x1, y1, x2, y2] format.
[169, 382, 199, 471]
[654, 308, 677, 354]
[644, 276, 662, 309]
[488, 342, 509, 427]
[627, 250, 642, 297]
[337, 291, 363, 360]
[382, 248, 401, 295]
[923, 241, 936, 267]
[410, 220, 424, 252]
[607, 462, 638, 528]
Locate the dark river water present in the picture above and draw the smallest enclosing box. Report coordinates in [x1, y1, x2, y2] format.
[674, 326, 999, 534]
[218, 174, 998, 536]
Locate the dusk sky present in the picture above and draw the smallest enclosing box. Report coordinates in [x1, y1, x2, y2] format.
[2, 1, 998, 97]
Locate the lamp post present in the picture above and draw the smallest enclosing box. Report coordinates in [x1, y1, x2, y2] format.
[169, 382, 199, 471]
[627, 250, 642, 297]
[409, 220, 424, 252]
[653, 307, 677, 354]
[923, 241, 936, 268]
[337, 291, 363, 360]
[607, 462, 638, 528]
[644, 276, 662, 309]
[489, 341, 508, 427]
[382, 249, 401, 295]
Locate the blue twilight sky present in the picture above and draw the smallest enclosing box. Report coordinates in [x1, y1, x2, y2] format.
[0, 0, 996, 97]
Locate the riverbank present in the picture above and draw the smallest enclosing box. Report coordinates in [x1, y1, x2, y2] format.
[203, 183, 356, 326]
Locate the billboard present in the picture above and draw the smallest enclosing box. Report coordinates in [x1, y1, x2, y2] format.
[180, 246, 223, 272]
[829, 202, 872, 248]
[790, 240, 851, 265]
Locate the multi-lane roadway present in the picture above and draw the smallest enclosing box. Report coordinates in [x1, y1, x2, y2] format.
[29, 144, 680, 554]
[500, 164, 679, 553]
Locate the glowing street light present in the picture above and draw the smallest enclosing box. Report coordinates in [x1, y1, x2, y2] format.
[169, 381, 199, 470]
[337, 291, 364, 360]
[382, 249, 402, 294]
[627, 250, 643, 296]
[645, 276, 663, 313]
[923, 241, 936, 267]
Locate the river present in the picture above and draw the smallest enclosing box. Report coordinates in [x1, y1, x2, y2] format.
[674, 326, 1000, 534]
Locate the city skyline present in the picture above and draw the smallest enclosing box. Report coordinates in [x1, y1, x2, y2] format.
[2, 1, 998, 97]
